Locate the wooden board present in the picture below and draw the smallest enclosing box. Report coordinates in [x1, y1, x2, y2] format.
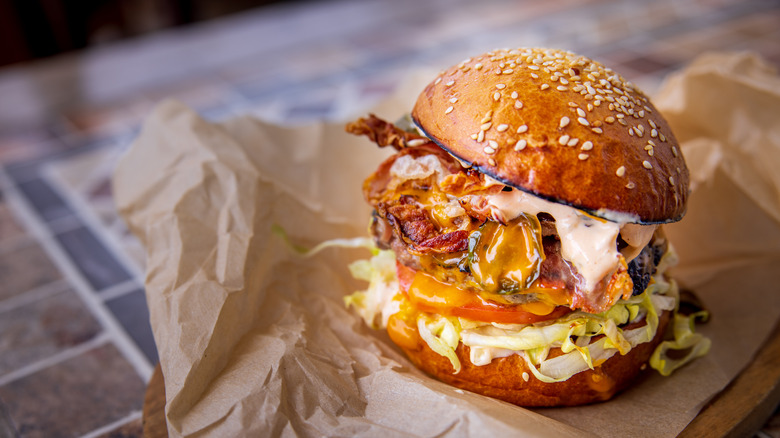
[142, 321, 780, 437]
[143, 362, 168, 438]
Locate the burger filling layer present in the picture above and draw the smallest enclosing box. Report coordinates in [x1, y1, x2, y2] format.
[343, 115, 709, 381]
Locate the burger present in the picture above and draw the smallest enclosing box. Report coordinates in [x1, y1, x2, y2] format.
[343, 48, 709, 406]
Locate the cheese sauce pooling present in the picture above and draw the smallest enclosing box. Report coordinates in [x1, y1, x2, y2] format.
[485, 190, 654, 292]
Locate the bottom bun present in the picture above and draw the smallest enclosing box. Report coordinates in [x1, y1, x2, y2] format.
[397, 310, 671, 407]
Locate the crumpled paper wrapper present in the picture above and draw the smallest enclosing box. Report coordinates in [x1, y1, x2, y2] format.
[114, 52, 780, 437]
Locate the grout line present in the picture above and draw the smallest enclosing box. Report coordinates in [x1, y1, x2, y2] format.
[0, 333, 110, 386]
[40, 150, 146, 284]
[79, 410, 143, 438]
[0, 278, 70, 314]
[98, 279, 142, 302]
[0, 167, 153, 382]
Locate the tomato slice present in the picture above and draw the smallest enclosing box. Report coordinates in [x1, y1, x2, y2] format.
[396, 262, 571, 324]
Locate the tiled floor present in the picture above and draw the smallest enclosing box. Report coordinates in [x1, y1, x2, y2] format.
[0, 0, 779, 436]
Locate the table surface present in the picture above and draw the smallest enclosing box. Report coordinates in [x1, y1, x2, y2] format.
[1, 0, 779, 436]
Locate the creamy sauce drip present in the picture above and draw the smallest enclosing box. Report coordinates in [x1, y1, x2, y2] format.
[485, 190, 655, 292]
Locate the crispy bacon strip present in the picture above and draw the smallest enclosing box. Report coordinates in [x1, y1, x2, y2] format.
[380, 197, 469, 254]
[345, 114, 430, 151]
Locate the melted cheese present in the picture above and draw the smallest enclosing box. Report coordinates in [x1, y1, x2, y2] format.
[485, 190, 654, 292]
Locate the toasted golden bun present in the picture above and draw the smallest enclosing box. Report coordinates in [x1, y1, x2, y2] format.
[397, 310, 670, 407]
[411, 48, 688, 224]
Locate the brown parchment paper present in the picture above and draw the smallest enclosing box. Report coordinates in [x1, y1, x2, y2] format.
[114, 52, 780, 437]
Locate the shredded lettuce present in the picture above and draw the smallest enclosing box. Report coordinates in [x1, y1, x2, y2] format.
[650, 311, 711, 376]
[343, 249, 399, 329]
[271, 224, 376, 256]
[272, 225, 399, 328]
[418, 314, 462, 373]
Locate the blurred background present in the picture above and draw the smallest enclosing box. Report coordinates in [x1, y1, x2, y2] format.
[0, 0, 297, 67]
[0, 0, 778, 436]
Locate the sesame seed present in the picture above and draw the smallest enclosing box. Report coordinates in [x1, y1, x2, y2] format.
[644, 105, 653, 113]
[493, 91, 501, 101]
[470, 134, 478, 140]
[484, 146, 496, 154]
[577, 117, 590, 126]
[647, 139, 656, 146]
[528, 65, 540, 70]
[581, 141, 593, 150]
[642, 160, 653, 169]
[503, 69, 514, 74]
[628, 128, 635, 136]
[481, 115, 492, 124]
[649, 120, 657, 129]
[446, 80, 455, 86]
[639, 110, 645, 118]
[481, 122, 493, 130]
[626, 182, 636, 189]
[568, 102, 578, 107]
[557, 85, 567, 91]
[593, 100, 602, 107]
[660, 133, 667, 142]
[672, 146, 679, 157]
[559, 116, 570, 128]
[477, 131, 485, 142]
[592, 120, 603, 127]
[517, 124, 528, 134]
[605, 116, 615, 123]
[489, 140, 499, 148]
[496, 124, 509, 132]
[540, 84, 550, 90]
[592, 127, 603, 134]
[475, 63, 483, 70]
[616, 113, 625, 119]
[511, 91, 519, 99]
[489, 158, 497, 166]
[530, 73, 539, 79]
[618, 119, 627, 126]
[559, 135, 570, 145]
[434, 77, 442, 85]
[578, 153, 589, 160]
[560, 78, 569, 85]
[669, 176, 675, 185]
[515, 100, 523, 109]
[577, 108, 586, 117]
[496, 83, 507, 89]
[587, 103, 594, 111]
[651, 129, 658, 138]
[568, 137, 580, 147]
[449, 97, 458, 103]
[616, 166, 626, 177]
[515, 139, 527, 151]
[445, 106, 454, 114]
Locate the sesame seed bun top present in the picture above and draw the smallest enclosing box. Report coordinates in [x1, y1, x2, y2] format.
[411, 48, 688, 224]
